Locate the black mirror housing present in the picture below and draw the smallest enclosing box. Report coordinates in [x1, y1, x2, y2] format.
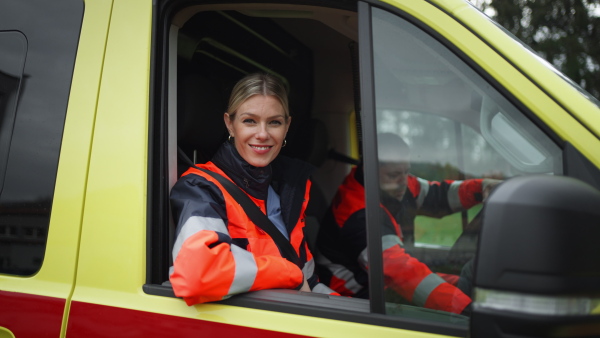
[471, 175, 600, 337]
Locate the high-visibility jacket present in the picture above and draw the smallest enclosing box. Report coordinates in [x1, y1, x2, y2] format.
[170, 142, 327, 305]
[317, 167, 478, 314]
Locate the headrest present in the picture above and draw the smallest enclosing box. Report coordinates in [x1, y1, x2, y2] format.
[177, 69, 227, 163]
[285, 118, 329, 168]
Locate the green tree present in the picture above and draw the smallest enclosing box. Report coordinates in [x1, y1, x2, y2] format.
[477, 0, 600, 99]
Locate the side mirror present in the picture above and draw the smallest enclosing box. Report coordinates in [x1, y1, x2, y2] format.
[471, 175, 600, 337]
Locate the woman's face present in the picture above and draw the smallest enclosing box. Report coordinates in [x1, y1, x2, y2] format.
[224, 95, 290, 167]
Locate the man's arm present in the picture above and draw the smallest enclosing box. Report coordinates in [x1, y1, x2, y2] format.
[408, 175, 499, 218]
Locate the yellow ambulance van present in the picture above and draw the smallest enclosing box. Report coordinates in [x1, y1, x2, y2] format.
[1, 0, 599, 337]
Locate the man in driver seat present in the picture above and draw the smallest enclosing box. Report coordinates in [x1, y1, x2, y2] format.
[316, 133, 499, 315]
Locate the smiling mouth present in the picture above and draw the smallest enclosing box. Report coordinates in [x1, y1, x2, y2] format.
[250, 145, 272, 151]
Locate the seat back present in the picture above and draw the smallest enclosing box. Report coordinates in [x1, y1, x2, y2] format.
[290, 119, 331, 252]
[176, 64, 228, 175]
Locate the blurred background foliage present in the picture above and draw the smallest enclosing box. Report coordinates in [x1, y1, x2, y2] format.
[470, 0, 600, 100]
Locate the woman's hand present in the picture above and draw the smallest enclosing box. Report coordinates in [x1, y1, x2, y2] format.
[299, 276, 311, 292]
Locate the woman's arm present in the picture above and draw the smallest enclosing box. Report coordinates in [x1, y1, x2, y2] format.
[169, 174, 304, 305]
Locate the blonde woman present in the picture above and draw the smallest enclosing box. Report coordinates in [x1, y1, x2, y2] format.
[170, 73, 333, 305]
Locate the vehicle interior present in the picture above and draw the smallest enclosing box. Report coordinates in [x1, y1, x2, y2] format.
[147, 0, 565, 329]
[164, 3, 362, 262]
[168, 4, 359, 198]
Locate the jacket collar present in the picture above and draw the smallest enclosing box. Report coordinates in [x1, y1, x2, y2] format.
[211, 141, 272, 200]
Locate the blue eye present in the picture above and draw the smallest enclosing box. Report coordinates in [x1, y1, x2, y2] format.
[270, 120, 283, 125]
[243, 119, 255, 124]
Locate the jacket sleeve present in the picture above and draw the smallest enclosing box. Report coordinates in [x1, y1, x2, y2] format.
[408, 176, 487, 218]
[169, 174, 304, 306]
[355, 209, 471, 314]
[376, 235, 471, 314]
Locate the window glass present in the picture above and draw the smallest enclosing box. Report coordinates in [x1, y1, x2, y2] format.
[0, 0, 83, 275]
[0, 31, 26, 193]
[370, 6, 562, 321]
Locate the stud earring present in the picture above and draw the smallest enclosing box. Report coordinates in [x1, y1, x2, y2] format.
[282, 139, 287, 147]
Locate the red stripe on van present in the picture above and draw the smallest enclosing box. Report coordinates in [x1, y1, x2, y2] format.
[0, 290, 65, 337]
[66, 300, 312, 337]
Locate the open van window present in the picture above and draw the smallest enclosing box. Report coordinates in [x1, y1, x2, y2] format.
[149, 3, 360, 286]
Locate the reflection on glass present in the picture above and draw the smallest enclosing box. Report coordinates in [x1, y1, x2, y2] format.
[371, 6, 562, 321]
[0, 0, 83, 276]
[374, 131, 482, 317]
[0, 31, 27, 192]
[490, 113, 546, 165]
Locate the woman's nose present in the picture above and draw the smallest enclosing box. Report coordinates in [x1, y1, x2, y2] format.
[255, 123, 269, 140]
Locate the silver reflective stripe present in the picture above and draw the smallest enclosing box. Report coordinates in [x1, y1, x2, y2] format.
[414, 177, 429, 209]
[228, 244, 258, 294]
[382, 234, 403, 251]
[172, 216, 229, 260]
[318, 253, 363, 293]
[312, 283, 336, 294]
[447, 181, 463, 212]
[474, 288, 600, 316]
[358, 247, 369, 270]
[302, 258, 315, 277]
[330, 263, 363, 293]
[412, 273, 445, 307]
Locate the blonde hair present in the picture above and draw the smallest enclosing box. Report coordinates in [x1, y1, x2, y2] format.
[226, 73, 290, 121]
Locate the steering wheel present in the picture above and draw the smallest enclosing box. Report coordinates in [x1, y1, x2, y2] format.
[446, 207, 485, 299]
[446, 207, 483, 272]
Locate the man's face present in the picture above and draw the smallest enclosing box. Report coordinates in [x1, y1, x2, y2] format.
[379, 161, 411, 200]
